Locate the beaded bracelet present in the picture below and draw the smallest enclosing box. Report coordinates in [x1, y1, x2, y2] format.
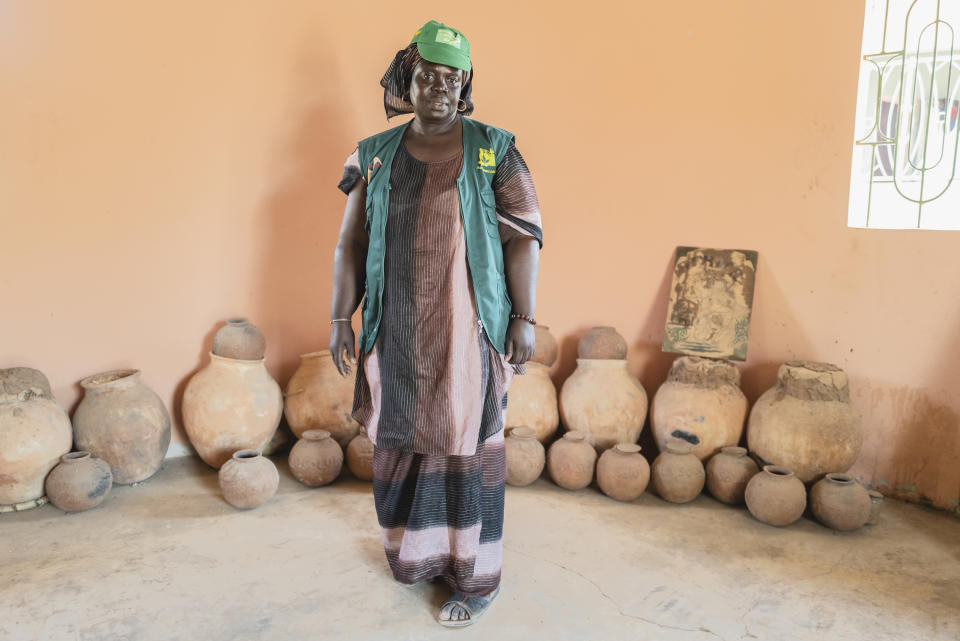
[509, 313, 537, 325]
[330, 318, 351, 324]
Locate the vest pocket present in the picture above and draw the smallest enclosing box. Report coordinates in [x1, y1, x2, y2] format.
[480, 190, 500, 237]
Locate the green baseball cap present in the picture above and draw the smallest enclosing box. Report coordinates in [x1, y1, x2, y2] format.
[410, 20, 471, 71]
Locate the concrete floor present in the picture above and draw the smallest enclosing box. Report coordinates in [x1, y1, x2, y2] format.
[1, 456, 958, 641]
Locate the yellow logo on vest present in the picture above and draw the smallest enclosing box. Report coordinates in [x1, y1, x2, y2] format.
[477, 148, 496, 174]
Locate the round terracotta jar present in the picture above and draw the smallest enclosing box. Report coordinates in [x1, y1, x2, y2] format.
[651, 437, 705, 503]
[73, 369, 172, 484]
[346, 430, 375, 481]
[505, 362, 559, 443]
[212, 317, 266, 361]
[559, 359, 647, 452]
[289, 430, 343, 487]
[745, 465, 807, 527]
[705, 446, 759, 505]
[44, 451, 113, 512]
[546, 431, 597, 490]
[651, 356, 747, 460]
[531, 325, 559, 367]
[810, 473, 871, 531]
[577, 326, 627, 359]
[597, 443, 650, 501]
[218, 449, 279, 509]
[284, 351, 359, 447]
[505, 426, 546, 487]
[867, 490, 884, 526]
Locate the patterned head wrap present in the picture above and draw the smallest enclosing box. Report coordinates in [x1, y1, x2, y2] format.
[380, 44, 474, 120]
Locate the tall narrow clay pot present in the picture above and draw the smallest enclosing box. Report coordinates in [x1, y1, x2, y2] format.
[745, 465, 807, 527]
[651, 356, 747, 460]
[73, 369, 171, 484]
[810, 473, 871, 531]
[705, 446, 758, 505]
[546, 431, 597, 490]
[559, 359, 647, 452]
[182, 354, 283, 469]
[346, 430, 375, 481]
[651, 437, 705, 503]
[44, 451, 113, 512]
[747, 361, 862, 483]
[218, 450, 279, 509]
[289, 429, 343, 487]
[0, 368, 72, 511]
[212, 317, 266, 361]
[597, 443, 650, 501]
[505, 426, 546, 487]
[505, 363, 559, 443]
[284, 351, 359, 447]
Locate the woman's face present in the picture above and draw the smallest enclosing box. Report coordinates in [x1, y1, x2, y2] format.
[409, 60, 464, 124]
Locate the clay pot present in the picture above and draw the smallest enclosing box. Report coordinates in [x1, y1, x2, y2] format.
[345, 430, 375, 481]
[284, 351, 359, 447]
[577, 326, 627, 359]
[705, 446, 759, 505]
[597, 443, 650, 501]
[651, 437, 705, 503]
[44, 451, 113, 512]
[651, 356, 747, 460]
[505, 363, 559, 443]
[745, 465, 807, 526]
[0, 368, 73, 511]
[867, 490, 884, 526]
[559, 359, 647, 452]
[289, 429, 343, 487]
[182, 354, 283, 469]
[531, 325, 559, 367]
[546, 430, 597, 490]
[505, 426, 546, 486]
[212, 317, 266, 361]
[747, 361, 862, 483]
[73, 369, 171, 484]
[218, 449, 279, 509]
[810, 473, 871, 531]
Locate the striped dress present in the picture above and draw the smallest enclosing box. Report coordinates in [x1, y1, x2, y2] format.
[339, 133, 542, 597]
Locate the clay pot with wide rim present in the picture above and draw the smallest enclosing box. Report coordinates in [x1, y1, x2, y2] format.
[578, 326, 627, 359]
[559, 359, 647, 452]
[289, 429, 343, 487]
[45, 451, 113, 512]
[284, 351, 359, 447]
[651, 356, 747, 460]
[810, 473, 871, 531]
[597, 443, 650, 501]
[546, 430, 597, 490]
[651, 436, 705, 503]
[218, 449, 279, 509]
[212, 317, 266, 361]
[505, 426, 546, 487]
[705, 446, 759, 505]
[0, 368, 72, 511]
[745, 465, 807, 527]
[345, 430, 375, 481]
[182, 354, 283, 469]
[531, 325, 559, 367]
[73, 369, 171, 484]
[505, 362, 559, 443]
[867, 490, 884, 526]
[747, 361, 862, 483]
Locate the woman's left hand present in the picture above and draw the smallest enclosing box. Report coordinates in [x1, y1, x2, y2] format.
[504, 319, 536, 364]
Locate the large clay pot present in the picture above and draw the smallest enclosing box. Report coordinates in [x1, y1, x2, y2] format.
[45, 451, 113, 512]
[578, 326, 627, 359]
[74, 369, 171, 484]
[212, 317, 266, 361]
[745, 465, 807, 526]
[651, 437, 705, 503]
[651, 356, 747, 460]
[559, 359, 647, 452]
[747, 361, 862, 483]
[218, 450, 279, 509]
[505, 426, 546, 487]
[546, 430, 597, 490]
[705, 446, 758, 505]
[597, 443, 650, 501]
[505, 363, 559, 443]
[810, 473, 871, 531]
[0, 368, 72, 511]
[531, 325, 559, 367]
[345, 430, 375, 481]
[289, 429, 343, 487]
[182, 354, 283, 469]
[284, 351, 359, 447]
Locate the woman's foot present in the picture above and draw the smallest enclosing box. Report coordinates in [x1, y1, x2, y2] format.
[437, 585, 501, 627]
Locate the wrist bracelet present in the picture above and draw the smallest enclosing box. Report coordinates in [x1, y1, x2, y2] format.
[330, 318, 351, 324]
[509, 313, 536, 326]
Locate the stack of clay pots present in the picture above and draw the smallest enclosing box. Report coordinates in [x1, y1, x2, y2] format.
[285, 351, 359, 448]
[505, 326, 560, 443]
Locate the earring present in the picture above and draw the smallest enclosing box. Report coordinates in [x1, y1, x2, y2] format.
[457, 99, 467, 112]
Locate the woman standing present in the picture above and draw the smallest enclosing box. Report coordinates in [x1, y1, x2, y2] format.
[330, 20, 542, 627]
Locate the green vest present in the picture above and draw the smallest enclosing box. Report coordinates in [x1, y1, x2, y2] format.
[357, 117, 515, 354]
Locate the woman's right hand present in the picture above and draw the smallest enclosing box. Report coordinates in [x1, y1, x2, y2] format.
[330, 323, 357, 376]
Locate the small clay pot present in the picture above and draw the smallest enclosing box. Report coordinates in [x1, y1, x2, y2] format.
[218, 450, 279, 509]
[651, 437, 705, 503]
[705, 446, 759, 505]
[546, 430, 597, 490]
[346, 430, 375, 481]
[44, 451, 113, 512]
[289, 429, 343, 487]
[597, 443, 650, 501]
[577, 326, 627, 360]
[213, 317, 266, 361]
[505, 426, 546, 486]
[745, 465, 807, 527]
[810, 473, 871, 531]
[867, 490, 884, 526]
[531, 325, 559, 367]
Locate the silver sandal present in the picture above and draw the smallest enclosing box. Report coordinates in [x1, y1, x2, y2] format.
[437, 585, 501, 628]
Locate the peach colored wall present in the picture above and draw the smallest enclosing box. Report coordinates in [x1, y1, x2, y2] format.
[2, 1, 957, 512]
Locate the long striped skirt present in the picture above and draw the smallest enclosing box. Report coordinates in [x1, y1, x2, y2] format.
[371, 431, 505, 597]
